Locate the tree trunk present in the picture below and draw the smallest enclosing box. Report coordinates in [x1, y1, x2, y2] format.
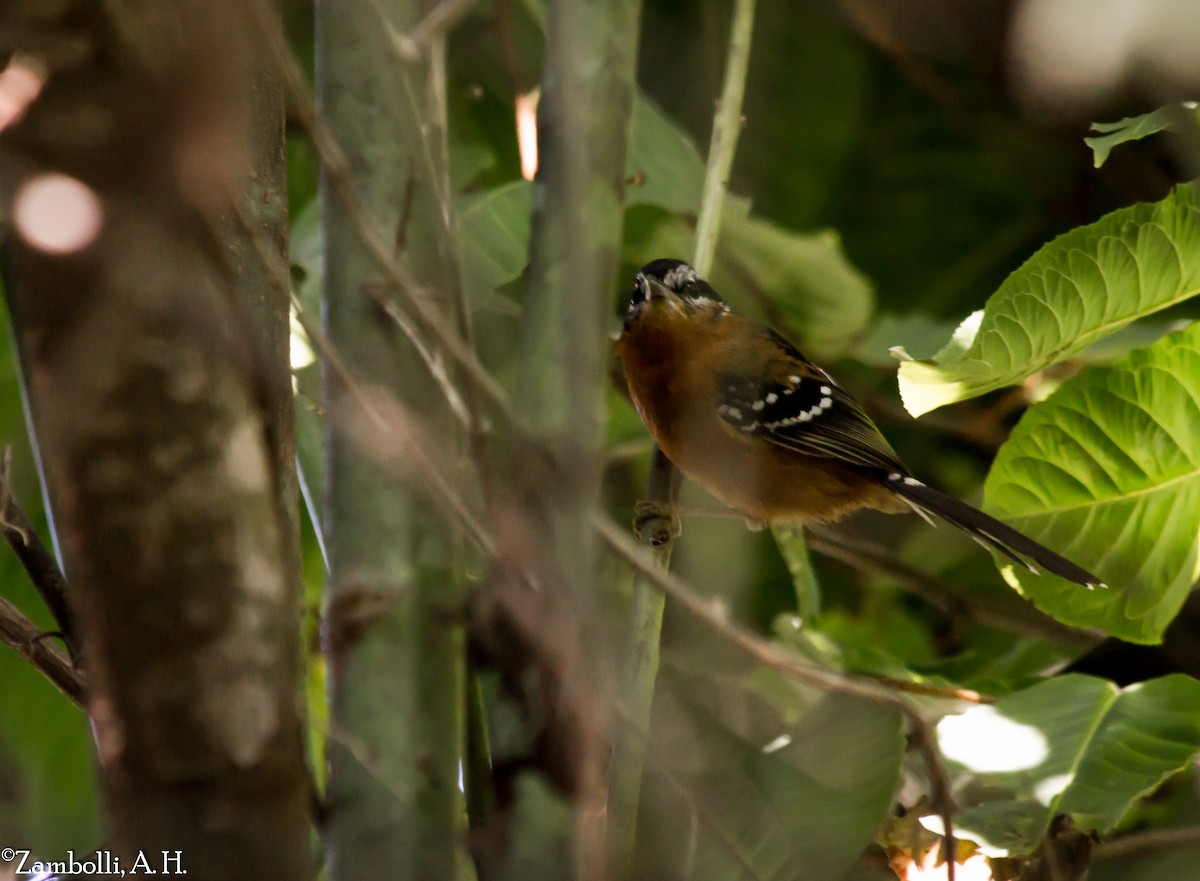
[0, 3, 312, 878]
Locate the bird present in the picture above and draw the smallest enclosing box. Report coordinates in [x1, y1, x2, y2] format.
[614, 257, 1103, 589]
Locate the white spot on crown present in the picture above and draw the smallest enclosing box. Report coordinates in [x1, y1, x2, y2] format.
[663, 263, 699, 290]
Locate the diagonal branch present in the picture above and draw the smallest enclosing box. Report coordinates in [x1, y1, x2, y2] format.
[594, 513, 960, 881]
[0, 446, 77, 661]
[0, 594, 84, 706]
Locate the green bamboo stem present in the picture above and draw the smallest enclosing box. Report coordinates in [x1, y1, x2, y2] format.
[605, 1, 758, 876]
[317, 1, 465, 878]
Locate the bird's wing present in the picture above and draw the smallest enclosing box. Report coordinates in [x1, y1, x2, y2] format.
[716, 329, 904, 473]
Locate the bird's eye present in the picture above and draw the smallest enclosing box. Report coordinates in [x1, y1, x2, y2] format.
[630, 274, 649, 308]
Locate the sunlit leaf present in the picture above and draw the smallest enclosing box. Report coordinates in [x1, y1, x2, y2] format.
[896, 184, 1200, 417]
[1085, 104, 1200, 169]
[935, 674, 1200, 856]
[983, 322, 1200, 643]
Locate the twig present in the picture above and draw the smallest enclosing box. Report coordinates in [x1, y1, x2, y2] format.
[805, 527, 1104, 647]
[250, 0, 518, 434]
[1095, 825, 1200, 861]
[0, 446, 78, 660]
[287, 292, 390, 435]
[423, 23, 497, 514]
[366, 0, 477, 62]
[691, 0, 756, 277]
[606, 448, 678, 874]
[0, 594, 84, 707]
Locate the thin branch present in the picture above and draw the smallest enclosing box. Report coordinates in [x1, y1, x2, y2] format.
[593, 513, 958, 881]
[691, 0, 756, 277]
[607, 448, 678, 874]
[609, 2, 758, 872]
[288, 292, 391, 435]
[250, 0, 518, 432]
[0, 594, 84, 707]
[0, 446, 77, 660]
[366, 0, 477, 62]
[805, 527, 1105, 648]
[1095, 825, 1200, 861]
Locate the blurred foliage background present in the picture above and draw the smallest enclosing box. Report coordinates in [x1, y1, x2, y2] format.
[3, 0, 1199, 876]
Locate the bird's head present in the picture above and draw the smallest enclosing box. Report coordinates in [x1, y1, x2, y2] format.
[623, 259, 727, 330]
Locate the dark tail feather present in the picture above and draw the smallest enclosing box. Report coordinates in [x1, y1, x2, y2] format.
[885, 475, 1105, 589]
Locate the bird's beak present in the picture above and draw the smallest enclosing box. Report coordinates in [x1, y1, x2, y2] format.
[645, 275, 676, 303]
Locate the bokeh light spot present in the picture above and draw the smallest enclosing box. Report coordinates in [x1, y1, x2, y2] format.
[13, 173, 104, 255]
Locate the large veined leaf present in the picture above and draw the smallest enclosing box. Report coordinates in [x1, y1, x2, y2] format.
[933, 674, 1200, 856]
[896, 184, 1200, 417]
[636, 663, 903, 881]
[983, 322, 1200, 643]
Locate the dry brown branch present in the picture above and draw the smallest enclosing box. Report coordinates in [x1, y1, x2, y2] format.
[0, 446, 77, 660]
[0, 594, 84, 706]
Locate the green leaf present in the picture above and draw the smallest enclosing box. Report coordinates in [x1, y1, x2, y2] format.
[896, 184, 1200, 417]
[983, 321, 1200, 643]
[625, 95, 705, 214]
[459, 180, 531, 312]
[720, 211, 874, 356]
[1085, 104, 1200, 169]
[450, 143, 496, 191]
[935, 674, 1200, 856]
[638, 663, 904, 881]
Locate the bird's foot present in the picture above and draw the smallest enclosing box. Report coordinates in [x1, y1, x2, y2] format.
[633, 500, 682, 547]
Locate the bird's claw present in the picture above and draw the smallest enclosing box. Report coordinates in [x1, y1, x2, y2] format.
[633, 500, 682, 547]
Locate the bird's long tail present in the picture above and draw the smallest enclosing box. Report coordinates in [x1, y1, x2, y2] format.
[884, 474, 1104, 589]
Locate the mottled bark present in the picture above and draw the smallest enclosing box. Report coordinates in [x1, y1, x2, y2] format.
[0, 2, 311, 878]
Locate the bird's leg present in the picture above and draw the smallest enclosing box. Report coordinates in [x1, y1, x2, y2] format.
[634, 502, 765, 543]
[633, 500, 681, 547]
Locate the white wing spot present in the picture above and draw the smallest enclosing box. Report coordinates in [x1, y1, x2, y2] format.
[752, 400, 765, 411]
[819, 396, 833, 409]
[819, 385, 832, 395]
[788, 375, 801, 384]
[727, 407, 742, 419]
[888, 472, 902, 481]
[903, 477, 924, 486]
[798, 411, 812, 422]
[765, 393, 778, 404]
